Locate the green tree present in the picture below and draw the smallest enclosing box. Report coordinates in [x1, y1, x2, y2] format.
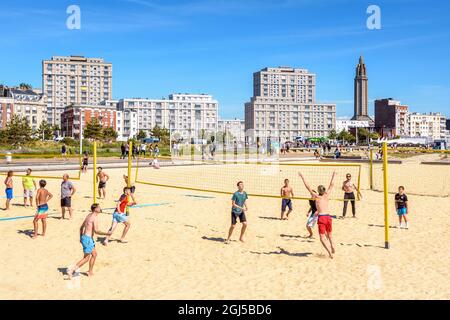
[52, 124, 61, 137]
[137, 129, 147, 140]
[1, 115, 32, 147]
[83, 118, 103, 140]
[370, 132, 380, 140]
[18, 83, 32, 90]
[151, 125, 169, 145]
[36, 120, 53, 140]
[102, 127, 118, 141]
[337, 129, 356, 143]
[327, 129, 338, 140]
[357, 128, 371, 143]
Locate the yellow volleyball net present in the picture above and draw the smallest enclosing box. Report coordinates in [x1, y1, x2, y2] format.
[0, 152, 82, 180]
[135, 156, 362, 201]
[370, 147, 450, 197]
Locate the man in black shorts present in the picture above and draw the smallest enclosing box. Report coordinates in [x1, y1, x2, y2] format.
[226, 181, 248, 244]
[61, 174, 76, 219]
[96, 167, 110, 199]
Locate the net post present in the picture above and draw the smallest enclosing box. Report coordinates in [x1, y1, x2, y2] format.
[370, 148, 373, 190]
[128, 141, 132, 188]
[93, 141, 97, 203]
[382, 142, 389, 249]
[357, 164, 362, 200]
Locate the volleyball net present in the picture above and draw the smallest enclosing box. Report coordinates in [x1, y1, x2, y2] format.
[135, 157, 362, 201]
[0, 152, 82, 180]
[369, 147, 449, 197]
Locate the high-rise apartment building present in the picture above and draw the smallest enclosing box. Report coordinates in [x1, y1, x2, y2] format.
[245, 67, 336, 142]
[42, 55, 112, 126]
[117, 94, 218, 141]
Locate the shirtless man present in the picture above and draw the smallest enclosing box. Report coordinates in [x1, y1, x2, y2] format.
[341, 173, 362, 218]
[123, 175, 136, 196]
[4, 171, 13, 210]
[33, 180, 53, 239]
[280, 179, 294, 220]
[96, 167, 110, 199]
[67, 204, 111, 279]
[299, 171, 337, 259]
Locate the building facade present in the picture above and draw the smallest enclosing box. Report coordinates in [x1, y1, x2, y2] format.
[117, 94, 218, 141]
[42, 55, 112, 126]
[61, 104, 117, 139]
[0, 86, 48, 131]
[374, 98, 409, 138]
[0, 96, 14, 129]
[408, 112, 446, 140]
[244, 67, 336, 142]
[352, 56, 373, 123]
[217, 118, 245, 143]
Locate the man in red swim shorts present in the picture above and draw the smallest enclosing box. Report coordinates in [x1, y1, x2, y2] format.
[299, 171, 337, 259]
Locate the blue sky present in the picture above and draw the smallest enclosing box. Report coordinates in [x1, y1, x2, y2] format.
[1, 0, 449, 119]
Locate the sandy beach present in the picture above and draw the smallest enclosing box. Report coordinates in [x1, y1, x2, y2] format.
[0, 156, 449, 300]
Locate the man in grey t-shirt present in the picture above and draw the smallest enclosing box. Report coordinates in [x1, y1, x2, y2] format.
[61, 174, 76, 220]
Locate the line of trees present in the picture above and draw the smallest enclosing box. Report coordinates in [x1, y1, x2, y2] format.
[328, 128, 379, 144]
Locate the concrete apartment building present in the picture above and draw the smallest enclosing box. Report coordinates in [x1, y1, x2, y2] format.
[42, 55, 112, 126]
[408, 112, 446, 140]
[217, 118, 245, 143]
[61, 103, 117, 139]
[245, 67, 336, 142]
[375, 98, 446, 140]
[0, 86, 48, 131]
[117, 94, 218, 141]
[374, 98, 409, 138]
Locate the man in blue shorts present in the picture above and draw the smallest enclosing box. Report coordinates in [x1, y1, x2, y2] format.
[395, 186, 409, 229]
[67, 204, 111, 279]
[280, 179, 294, 220]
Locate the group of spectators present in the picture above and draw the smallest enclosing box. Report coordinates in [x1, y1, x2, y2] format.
[120, 142, 159, 159]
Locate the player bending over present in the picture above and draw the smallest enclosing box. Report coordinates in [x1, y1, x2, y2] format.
[67, 204, 111, 279]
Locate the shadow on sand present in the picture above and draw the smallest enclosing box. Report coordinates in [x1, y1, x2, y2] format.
[258, 216, 281, 221]
[201, 236, 227, 243]
[250, 247, 312, 257]
[368, 224, 399, 229]
[17, 229, 34, 238]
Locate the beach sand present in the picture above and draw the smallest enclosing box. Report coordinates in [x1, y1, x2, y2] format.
[0, 157, 449, 299]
